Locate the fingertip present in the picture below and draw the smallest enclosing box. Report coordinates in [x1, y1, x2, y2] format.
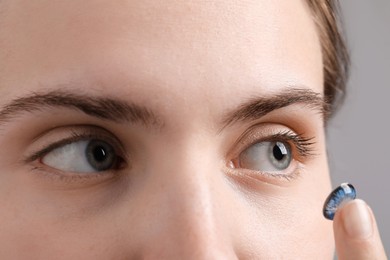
[333, 199, 387, 260]
[337, 199, 373, 240]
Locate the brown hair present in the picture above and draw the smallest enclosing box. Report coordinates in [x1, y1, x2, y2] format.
[306, 0, 350, 117]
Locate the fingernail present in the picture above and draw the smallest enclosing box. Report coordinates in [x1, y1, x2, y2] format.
[343, 200, 373, 239]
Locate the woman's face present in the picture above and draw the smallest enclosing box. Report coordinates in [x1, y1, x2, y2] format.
[0, 0, 334, 258]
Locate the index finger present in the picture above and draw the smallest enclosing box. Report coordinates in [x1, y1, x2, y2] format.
[333, 199, 387, 260]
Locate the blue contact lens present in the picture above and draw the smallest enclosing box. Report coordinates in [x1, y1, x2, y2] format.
[323, 183, 356, 220]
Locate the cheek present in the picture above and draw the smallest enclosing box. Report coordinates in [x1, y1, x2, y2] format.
[0, 212, 122, 258]
[0, 180, 131, 258]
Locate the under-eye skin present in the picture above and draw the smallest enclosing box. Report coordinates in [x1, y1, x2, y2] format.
[230, 128, 315, 180]
[323, 183, 357, 220]
[25, 129, 126, 176]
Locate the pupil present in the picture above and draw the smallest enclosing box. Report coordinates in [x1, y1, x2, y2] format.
[93, 146, 107, 162]
[273, 142, 286, 161]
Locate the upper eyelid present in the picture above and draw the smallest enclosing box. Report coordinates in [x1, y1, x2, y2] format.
[23, 128, 127, 164]
[229, 124, 316, 160]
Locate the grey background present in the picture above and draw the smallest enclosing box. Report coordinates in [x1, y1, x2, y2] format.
[328, 0, 390, 253]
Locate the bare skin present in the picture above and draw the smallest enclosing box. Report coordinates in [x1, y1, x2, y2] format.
[0, 0, 386, 259]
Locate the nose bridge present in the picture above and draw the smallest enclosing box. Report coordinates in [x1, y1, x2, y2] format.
[143, 138, 237, 259]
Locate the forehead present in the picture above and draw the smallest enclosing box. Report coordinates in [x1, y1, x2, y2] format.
[0, 0, 322, 108]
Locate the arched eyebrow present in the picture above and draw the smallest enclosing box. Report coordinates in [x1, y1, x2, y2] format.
[0, 90, 163, 128]
[220, 88, 329, 130]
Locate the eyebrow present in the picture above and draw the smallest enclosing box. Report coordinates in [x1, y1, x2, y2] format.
[0, 88, 327, 131]
[220, 88, 329, 129]
[0, 90, 163, 128]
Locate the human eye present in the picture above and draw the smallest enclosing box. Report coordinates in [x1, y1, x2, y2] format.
[42, 139, 122, 173]
[25, 128, 127, 177]
[229, 125, 315, 181]
[238, 140, 292, 172]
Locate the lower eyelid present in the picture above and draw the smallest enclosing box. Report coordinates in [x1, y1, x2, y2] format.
[25, 164, 123, 190]
[226, 158, 302, 184]
[224, 163, 303, 189]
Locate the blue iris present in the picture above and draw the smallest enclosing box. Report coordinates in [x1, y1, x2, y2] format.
[323, 183, 356, 220]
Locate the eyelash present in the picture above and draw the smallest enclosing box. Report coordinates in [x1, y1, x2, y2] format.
[264, 130, 315, 159]
[235, 128, 315, 158]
